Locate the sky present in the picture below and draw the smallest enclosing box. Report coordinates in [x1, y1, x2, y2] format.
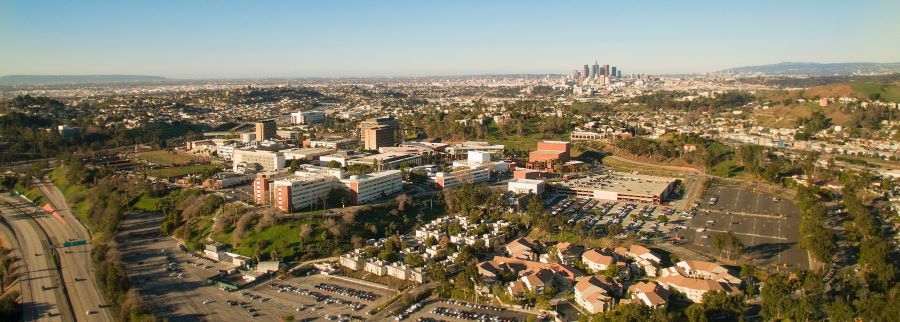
[1, 0, 898, 78]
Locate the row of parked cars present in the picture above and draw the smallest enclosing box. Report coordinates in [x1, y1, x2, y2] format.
[315, 282, 379, 301]
[430, 307, 516, 322]
[271, 283, 367, 311]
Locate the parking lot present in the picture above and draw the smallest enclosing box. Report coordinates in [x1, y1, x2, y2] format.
[249, 274, 398, 321]
[119, 212, 404, 321]
[678, 185, 809, 270]
[548, 195, 685, 242]
[118, 213, 297, 321]
[400, 299, 535, 322]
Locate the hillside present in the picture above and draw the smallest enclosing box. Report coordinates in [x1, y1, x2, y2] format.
[722, 62, 900, 76]
[0, 74, 169, 86]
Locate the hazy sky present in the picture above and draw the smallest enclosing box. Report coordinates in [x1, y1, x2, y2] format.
[1, 0, 898, 78]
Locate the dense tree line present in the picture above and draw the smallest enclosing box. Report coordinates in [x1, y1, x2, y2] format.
[53, 163, 161, 321]
[627, 91, 755, 112]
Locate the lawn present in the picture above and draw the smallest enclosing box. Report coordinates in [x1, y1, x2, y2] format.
[712, 159, 744, 178]
[135, 150, 201, 165]
[146, 164, 220, 179]
[483, 118, 568, 151]
[133, 194, 163, 212]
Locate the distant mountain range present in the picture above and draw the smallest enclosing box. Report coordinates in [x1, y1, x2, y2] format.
[0, 75, 169, 86]
[721, 62, 900, 76]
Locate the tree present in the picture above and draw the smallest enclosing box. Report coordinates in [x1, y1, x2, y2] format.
[711, 231, 743, 259]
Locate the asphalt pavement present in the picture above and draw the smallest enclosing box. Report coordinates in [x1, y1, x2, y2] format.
[0, 196, 69, 322]
[34, 180, 114, 322]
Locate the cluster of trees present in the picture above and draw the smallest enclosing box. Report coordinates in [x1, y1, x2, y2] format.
[735, 145, 801, 183]
[760, 269, 899, 321]
[840, 174, 895, 290]
[54, 163, 160, 321]
[795, 186, 836, 263]
[613, 134, 735, 172]
[794, 111, 833, 140]
[0, 247, 21, 320]
[628, 91, 755, 112]
[711, 231, 744, 260]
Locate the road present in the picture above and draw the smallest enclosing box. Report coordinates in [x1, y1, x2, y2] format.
[34, 180, 114, 322]
[0, 196, 70, 322]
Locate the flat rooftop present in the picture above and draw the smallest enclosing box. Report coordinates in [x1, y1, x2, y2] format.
[557, 171, 676, 197]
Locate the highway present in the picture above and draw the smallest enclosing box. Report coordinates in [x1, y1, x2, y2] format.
[0, 196, 70, 322]
[34, 180, 114, 322]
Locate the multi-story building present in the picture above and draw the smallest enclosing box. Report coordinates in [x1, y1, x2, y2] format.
[570, 131, 602, 141]
[346, 152, 422, 171]
[232, 148, 286, 172]
[341, 170, 403, 204]
[272, 173, 337, 212]
[290, 110, 325, 125]
[57, 125, 81, 139]
[359, 117, 399, 150]
[252, 172, 278, 205]
[428, 166, 491, 189]
[446, 141, 505, 160]
[304, 137, 357, 150]
[255, 119, 277, 141]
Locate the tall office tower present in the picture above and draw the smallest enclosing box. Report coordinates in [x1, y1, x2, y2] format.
[359, 116, 399, 150]
[590, 64, 598, 79]
[602, 64, 610, 77]
[593, 62, 600, 78]
[582, 65, 590, 80]
[255, 119, 277, 141]
[611, 66, 617, 78]
[617, 70, 622, 78]
[571, 69, 579, 80]
[599, 66, 606, 78]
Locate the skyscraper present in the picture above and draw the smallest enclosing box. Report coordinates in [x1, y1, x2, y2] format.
[617, 70, 622, 78]
[610, 66, 617, 78]
[582, 65, 590, 80]
[255, 119, 277, 141]
[590, 64, 598, 79]
[602, 64, 610, 77]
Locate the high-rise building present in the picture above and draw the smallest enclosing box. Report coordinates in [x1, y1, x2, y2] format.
[599, 66, 606, 78]
[617, 70, 622, 78]
[255, 119, 277, 141]
[582, 65, 590, 80]
[602, 64, 610, 77]
[611, 66, 617, 78]
[359, 116, 399, 150]
[589, 64, 598, 79]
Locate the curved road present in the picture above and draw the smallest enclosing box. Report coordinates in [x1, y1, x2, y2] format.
[34, 180, 114, 322]
[0, 196, 69, 322]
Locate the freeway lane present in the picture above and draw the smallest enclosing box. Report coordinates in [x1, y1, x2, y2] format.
[0, 196, 70, 322]
[35, 180, 114, 322]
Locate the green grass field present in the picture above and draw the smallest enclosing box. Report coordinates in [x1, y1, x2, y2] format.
[850, 83, 900, 102]
[146, 164, 219, 179]
[135, 150, 201, 165]
[133, 194, 163, 212]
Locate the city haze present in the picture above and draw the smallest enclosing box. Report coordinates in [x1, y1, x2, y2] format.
[1, 0, 899, 78]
